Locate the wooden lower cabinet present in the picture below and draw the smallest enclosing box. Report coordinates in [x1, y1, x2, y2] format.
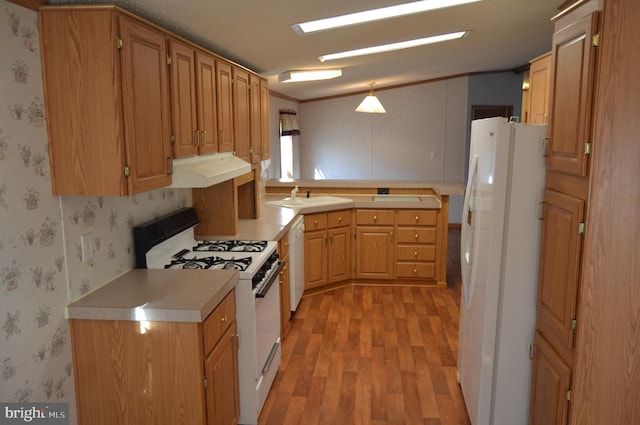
[278, 234, 291, 338]
[70, 289, 239, 425]
[304, 210, 352, 289]
[205, 322, 240, 425]
[354, 226, 394, 279]
[529, 332, 571, 425]
[395, 210, 438, 280]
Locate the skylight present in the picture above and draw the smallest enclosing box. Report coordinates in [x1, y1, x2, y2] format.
[319, 31, 467, 62]
[292, 0, 482, 34]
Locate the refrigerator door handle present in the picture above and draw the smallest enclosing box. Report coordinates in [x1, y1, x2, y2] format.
[461, 154, 479, 307]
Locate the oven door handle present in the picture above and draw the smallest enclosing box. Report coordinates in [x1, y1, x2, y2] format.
[255, 261, 285, 298]
[262, 338, 281, 374]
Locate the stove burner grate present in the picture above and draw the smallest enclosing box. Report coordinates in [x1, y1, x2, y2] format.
[193, 240, 268, 252]
[164, 255, 252, 271]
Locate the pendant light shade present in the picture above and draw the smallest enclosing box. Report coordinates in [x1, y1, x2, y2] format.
[356, 83, 386, 113]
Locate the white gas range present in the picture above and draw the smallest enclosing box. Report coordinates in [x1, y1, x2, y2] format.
[134, 208, 282, 424]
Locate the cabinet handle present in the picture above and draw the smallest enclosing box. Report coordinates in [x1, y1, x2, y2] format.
[203, 130, 207, 145]
[284, 242, 289, 247]
[167, 157, 173, 175]
[196, 130, 200, 146]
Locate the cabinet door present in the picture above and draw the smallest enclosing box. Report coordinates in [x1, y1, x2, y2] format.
[119, 15, 172, 193]
[260, 79, 270, 160]
[546, 12, 599, 176]
[328, 227, 351, 283]
[536, 189, 585, 360]
[216, 59, 234, 152]
[233, 67, 251, 161]
[355, 227, 394, 279]
[249, 74, 262, 164]
[205, 323, 240, 425]
[195, 51, 218, 155]
[528, 53, 551, 124]
[304, 230, 327, 289]
[168, 39, 198, 158]
[529, 332, 571, 425]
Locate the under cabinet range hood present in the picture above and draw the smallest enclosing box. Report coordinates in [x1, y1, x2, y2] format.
[168, 152, 251, 188]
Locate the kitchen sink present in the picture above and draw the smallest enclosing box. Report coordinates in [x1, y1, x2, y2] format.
[266, 195, 352, 208]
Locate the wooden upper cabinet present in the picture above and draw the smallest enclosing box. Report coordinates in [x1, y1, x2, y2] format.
[260, 79, 270, 160]
[528, 52, 552, 124]
[249, 74, 262, 164]
[216, 59, 235, 153]
[547, 12, 600, 176]
[119, 17, 173, 194]
[194, 50, 218, 156]
[233, 67, 251, 162]
[39, 7, 172, 195]
[168, 39, 198, 158]
[536, 189, 585, 363]
[168, 39, 219, 158]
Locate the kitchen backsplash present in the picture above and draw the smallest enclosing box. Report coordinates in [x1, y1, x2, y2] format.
[0, 2, 191, 421]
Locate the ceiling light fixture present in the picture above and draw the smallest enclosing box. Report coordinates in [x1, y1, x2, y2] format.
[278, 69, 343, 83]
[319, 30, 467, 62]
[292, 0, 482, 34]
[356, 83, 386, 114]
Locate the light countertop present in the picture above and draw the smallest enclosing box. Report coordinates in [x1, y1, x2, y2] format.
[265, 179, 466, 197]
[66, 269, 238, 323]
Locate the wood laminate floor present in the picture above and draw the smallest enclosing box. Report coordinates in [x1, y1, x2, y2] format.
[259, 228, 469, 425]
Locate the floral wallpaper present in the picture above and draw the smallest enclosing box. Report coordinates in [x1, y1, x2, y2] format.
[0, 2, 191, 423]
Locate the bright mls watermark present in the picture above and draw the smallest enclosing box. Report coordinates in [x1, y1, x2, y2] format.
[1, 403, 68, 424]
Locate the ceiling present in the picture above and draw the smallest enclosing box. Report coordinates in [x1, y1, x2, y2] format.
[48, 0, 561, 101]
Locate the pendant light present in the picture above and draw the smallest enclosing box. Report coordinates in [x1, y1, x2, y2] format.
[356, 83, 386, 113]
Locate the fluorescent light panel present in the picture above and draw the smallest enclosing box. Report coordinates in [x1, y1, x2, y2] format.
[279, 69, 342, 82]
[292, 0, 482, 34]
[319, 30, 467, 62]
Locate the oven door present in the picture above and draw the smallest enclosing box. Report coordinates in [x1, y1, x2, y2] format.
[254, 262, 284, 412]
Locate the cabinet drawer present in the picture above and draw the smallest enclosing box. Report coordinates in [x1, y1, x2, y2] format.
[234, 170, 254, 186]
[328, 210, 351, 228]
[396, 262, 436, 279]
[396, 245, 436, 261]
[203, 289, 236, 354]
[397, 210, 437, 226]
[396, 227, 436, 243]
[356, 209, 394, 225]
[304, 213, 327, 231]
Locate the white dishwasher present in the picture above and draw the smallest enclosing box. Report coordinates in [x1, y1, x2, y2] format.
[288, 215, 305, 311]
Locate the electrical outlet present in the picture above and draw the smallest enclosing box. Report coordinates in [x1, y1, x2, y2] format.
[81, 233, 94, 262]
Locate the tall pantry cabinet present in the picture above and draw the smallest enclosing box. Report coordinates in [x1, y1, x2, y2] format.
[528, 0, 602, 424]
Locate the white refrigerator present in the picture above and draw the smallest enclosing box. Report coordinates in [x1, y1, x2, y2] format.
[458, 117, 546, 425]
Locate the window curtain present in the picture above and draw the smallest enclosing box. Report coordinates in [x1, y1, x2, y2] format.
[280, 108, 300, 136]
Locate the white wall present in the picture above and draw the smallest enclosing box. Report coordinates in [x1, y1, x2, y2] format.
[298, 77, 469, 182]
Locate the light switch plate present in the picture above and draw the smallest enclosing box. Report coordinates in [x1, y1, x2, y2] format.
[81, 232, 94, 262]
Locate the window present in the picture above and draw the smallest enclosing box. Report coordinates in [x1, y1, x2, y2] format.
[280, 134, 293, 179]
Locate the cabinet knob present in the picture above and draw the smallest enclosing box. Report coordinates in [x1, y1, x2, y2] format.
[373, 215, 377, 222]
[314, 219, 318, 225]
[414, 233, 419, 240]
[415, 216, 419, 222]
[414, 251, 418, 257]
[413, 268, 417, 274]
[220, 316, 228, 323]
[338, 217, 342, 222]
